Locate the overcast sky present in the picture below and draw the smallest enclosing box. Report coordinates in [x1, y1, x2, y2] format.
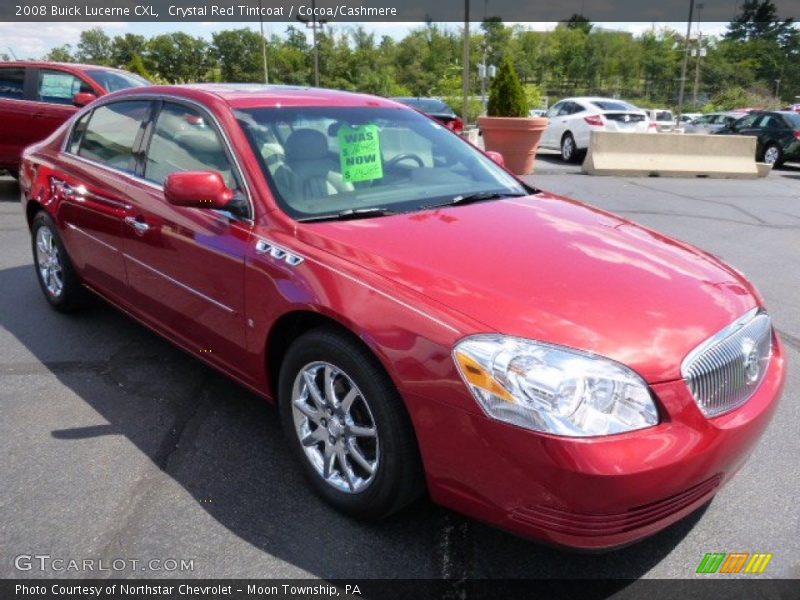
[0, 21, 730, 61]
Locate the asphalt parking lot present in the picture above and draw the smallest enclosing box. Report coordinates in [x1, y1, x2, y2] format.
[1, 164, 798, 582]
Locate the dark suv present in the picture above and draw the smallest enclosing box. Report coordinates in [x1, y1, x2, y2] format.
[0, 61, 148, 178]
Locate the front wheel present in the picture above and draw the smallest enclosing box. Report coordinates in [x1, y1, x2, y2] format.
[278, 327, 424, 519]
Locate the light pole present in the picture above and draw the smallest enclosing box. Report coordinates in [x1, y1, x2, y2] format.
[297, 0, 326, 87]
[677, 0, 696, 118]
[691, 3, 704, 106]
[258, 0, 269, 84]
[775, 79, 782, 100]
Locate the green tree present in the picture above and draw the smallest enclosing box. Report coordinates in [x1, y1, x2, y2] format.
[45, 45, 74, 63]
[212, 28, 264, 82]
[111, 34, 147, 68]
[77, 28, 112, 64]
[126, 54, 151, 80]
[146, 33, 211, 83]
[487, 57, 529, 117]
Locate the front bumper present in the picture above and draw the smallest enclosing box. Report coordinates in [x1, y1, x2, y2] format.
[408, 336, 785, 550]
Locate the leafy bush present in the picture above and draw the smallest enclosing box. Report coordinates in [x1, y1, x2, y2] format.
[702, 86, 781, 112]
[487, 57, 529, 117]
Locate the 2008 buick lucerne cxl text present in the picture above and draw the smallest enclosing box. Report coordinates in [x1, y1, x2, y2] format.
[19, 84, 785, 550]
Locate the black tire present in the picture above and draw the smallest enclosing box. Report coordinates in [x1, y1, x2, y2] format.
[761, 142, 783, 168]
[31, 212, 89, 312]
[561, 132, 581, 163]
[278, 326, 424, 520]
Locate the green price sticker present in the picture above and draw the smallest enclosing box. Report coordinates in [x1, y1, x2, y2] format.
[338, 124, 383, 183]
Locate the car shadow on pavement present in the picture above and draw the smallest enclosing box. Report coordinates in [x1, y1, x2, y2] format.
[0, 263, 707, 584]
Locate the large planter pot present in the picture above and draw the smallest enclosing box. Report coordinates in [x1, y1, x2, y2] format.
[477, 116, 549, 175]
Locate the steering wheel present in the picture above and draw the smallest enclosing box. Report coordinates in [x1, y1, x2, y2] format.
[385, 153, 425, 171]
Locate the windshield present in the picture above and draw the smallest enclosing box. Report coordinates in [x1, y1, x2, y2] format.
[235, 106, 526, 220]
[591, 100, 635, 111]
[85, 69, 150, 92]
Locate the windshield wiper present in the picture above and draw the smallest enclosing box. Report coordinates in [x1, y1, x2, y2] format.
[296, 207, 399, 223]
[424, 190, 528, 210]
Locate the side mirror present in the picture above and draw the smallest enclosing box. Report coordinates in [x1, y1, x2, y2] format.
[485, 150, 505, 167]
[164, 171, 234, 210]
[72, 92, 97, 107]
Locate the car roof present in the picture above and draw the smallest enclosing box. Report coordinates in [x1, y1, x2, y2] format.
[0, 61, 126, 73]
[103, 83, 405, 110]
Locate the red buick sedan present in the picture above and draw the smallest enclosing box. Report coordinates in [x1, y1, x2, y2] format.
[0, 61, 149, 178]
[19, 85, 785, 550]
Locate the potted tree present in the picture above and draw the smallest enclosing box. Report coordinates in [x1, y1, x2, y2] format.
[478, 57, 548, 175]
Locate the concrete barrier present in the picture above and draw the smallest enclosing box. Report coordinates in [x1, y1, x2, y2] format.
[582, 131, 770, 178]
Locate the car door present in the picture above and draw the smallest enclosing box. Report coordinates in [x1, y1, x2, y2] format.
[541, 101, 565, 148]
[122, 100, 252, 380]
[54, 100, 152, 299]
[753, 113, 785, 157]
[28, 67, 96, 147]
[0, 66, 32, 169]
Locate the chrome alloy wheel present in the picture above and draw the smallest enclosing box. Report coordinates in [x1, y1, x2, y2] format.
[35, 226, 64, 297]
[562, 135, 575, 161]
[291, 362, 379, 493]
[764, 145, 780, 165]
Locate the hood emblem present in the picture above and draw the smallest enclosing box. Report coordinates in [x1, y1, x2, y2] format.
[741, 339, 760, 385]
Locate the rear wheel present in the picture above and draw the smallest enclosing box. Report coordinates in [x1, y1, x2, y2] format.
[278, 327, 424, 519]
[762, 143, 783, 168]
[561, 132, 582, 163]
[31, 212, 88, 312]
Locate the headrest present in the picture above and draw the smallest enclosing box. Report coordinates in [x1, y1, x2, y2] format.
[285, 129, 329, 161]
[174, 132, 223, 155]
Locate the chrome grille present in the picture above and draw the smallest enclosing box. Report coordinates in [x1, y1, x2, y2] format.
[681, 309, 772, 417]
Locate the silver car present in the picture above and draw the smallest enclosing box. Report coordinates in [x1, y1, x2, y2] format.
[683, 112, 747, 134]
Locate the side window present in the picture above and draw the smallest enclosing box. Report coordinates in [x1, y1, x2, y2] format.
[38, 70, 91, 105]
[67, 111, 91, 154]
[735, 114, 758, 129]
[695, 115, 711, 124]
[546, 102, 563, 119]
[78, 101, 151, 172]
[0, 67, 25, 100]
[758, 115, 780, 129]
[557, 103, 575, 116]
[144, 103, 238, 190]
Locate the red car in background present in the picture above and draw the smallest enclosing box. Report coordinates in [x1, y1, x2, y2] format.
[391, 96, 464, 133]
[19, 84, 784, 550]
[0, 61, 148, 178]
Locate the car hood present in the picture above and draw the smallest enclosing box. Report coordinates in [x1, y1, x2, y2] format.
[296, 193, 759, 382]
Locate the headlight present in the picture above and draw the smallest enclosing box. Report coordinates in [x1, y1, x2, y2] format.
[453, 335, 658, 437]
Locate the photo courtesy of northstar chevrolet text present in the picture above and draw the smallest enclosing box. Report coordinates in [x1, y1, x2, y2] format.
[0, 0, 798, 597]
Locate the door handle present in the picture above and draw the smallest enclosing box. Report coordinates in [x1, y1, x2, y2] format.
[51, 178, 86, 201]
[124, 216, 150, 234]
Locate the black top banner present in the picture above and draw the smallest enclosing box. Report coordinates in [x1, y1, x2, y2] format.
[4, 0, 800, 22]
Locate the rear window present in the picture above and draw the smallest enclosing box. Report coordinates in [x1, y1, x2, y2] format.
[654, 111, 673, 121]
[84, 69, 149, 93]
[0, 67, 25, 100]
[591, 100, 634, 111]
[782, 112, 800, 128]
[77, 100, 151, 171]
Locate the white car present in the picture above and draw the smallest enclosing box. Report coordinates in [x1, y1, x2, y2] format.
[644, 108, 676, 132]
[540, 97, 653, 162]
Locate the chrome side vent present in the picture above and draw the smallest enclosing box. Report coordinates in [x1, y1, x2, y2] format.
[255, 239, 304, 266]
